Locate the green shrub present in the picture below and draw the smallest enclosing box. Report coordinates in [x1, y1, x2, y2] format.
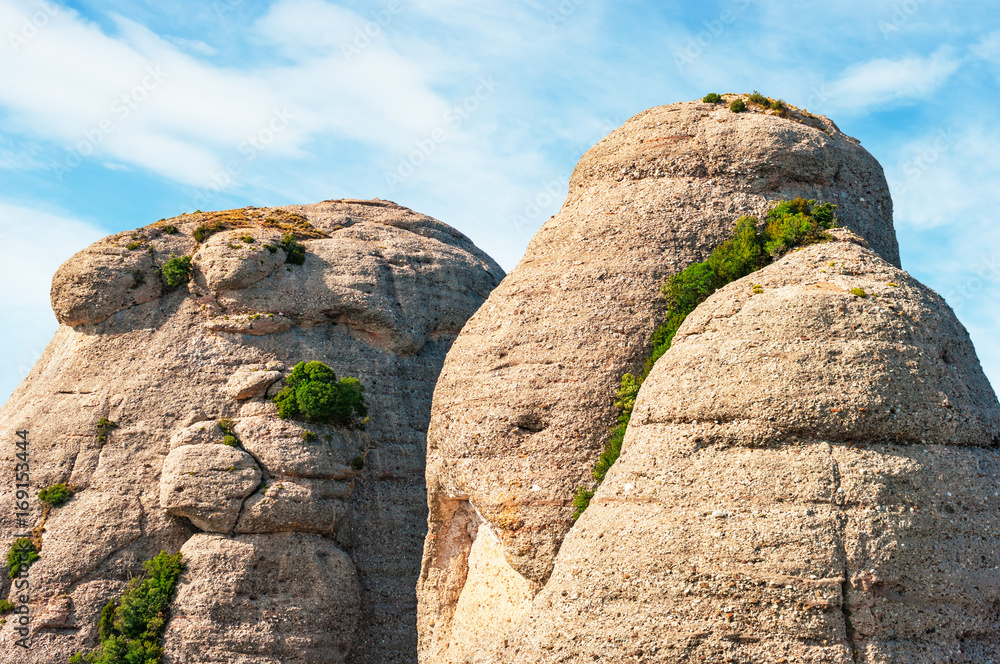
[729, 98, 746, 113]
[704, 215, 765, 287]
[162, 224, 178, 235]
[73, 551, 184, 664]
[702, 93, 723, 104]
[218, 419, 239, 447]
[97, 417, 118, 445]
[351, 455, 365, 471]
[762, 199, 837, 258]
[240, 234, 255, 244]
[193, 220, 224, 242]
[279, 234, 306, 265]
[38, 483, 74, 508]
[125, 241, 142, 251]
[0, 599, 14, 614]
[274, 361, 367, 425]
[571, 487, 595, 521]
[574, 199, 838, 518]
[770, 98, 784, 111]
[130, 269, 145, 289]
[7, 538, 40, 578]
[263, 243, 277, 254]
[851, 287, 868, 298]
[749, 90, 768, 105]
[301, 430, 317, 443]
[161, 255, 192, 289]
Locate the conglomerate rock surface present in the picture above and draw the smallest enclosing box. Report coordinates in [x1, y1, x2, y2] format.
[491, 232, 1000, 663]
[0, 199, 503, 663]
[418, 97, 902, 662]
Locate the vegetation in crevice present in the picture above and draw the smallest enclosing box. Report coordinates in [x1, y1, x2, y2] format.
[572, 199, 838, 519]
[38, 482, 74, 508]
[218, 418, 240, 448]
[6, 538, 40, 578]
[274, 361, 367, 426]
[160, 254, 193, 290]
[192, 220, 225, 243]
[96, 417, 118, 445]
[69, 551, 185, 664]
[130, 269, 146, 290]
[278, 234, 306, 265]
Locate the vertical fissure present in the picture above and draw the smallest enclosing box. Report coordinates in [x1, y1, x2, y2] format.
[831, 452, 858, 663]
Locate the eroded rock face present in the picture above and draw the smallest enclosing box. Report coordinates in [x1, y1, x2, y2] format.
[0, 199, 502, 663]
[162, 533, 361, 663]
[419, 99, 900, 661]
[160, 444, 262, 532]
[484, 234, 1000, 663]
[192, 229, 287, 291]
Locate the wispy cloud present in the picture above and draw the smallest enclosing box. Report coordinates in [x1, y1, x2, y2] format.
[823, 47, 962, 113]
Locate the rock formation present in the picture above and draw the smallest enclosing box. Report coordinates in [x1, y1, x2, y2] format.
[0, 200, 503, 663]
[490, 231, 1000, 663]
[418, 96, 904, 662]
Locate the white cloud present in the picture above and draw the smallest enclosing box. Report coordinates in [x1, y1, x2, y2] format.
[0, 0, 460, 187]
[971, 30, 1000, 64]
[886, 121, 1000, 392]
[823, 47, 962, 112]
[0, 201, 106, 401]
[889, 124, 1000, 230]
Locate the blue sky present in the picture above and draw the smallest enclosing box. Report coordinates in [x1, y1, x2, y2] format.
[1, 0, 999, 401]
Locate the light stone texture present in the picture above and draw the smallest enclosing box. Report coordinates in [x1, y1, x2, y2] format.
[224, 369, 283, 400]
[0, 199, 502, 663]
[159, 443, 262, 532]
[162, 533, 361, 664]
[419, 98, 901, 662]
[449, 235, 1000, 663]
[192, 229, 287, 291]
[234, 478, 353, 536]
[50, 244, 164, 327]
